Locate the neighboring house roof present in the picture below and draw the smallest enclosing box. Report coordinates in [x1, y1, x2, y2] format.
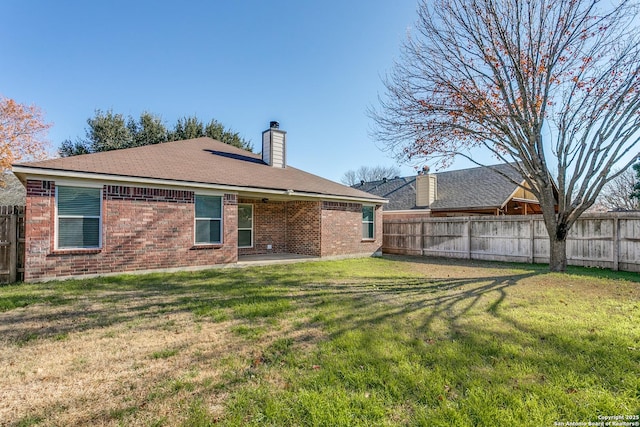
[0, 172, 26, 205]
[355, 163, 526, 211]
[357, 176, 417, 211]
[13, 137, 385, 203]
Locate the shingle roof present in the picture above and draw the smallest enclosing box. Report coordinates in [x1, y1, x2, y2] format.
[0, 172, 26, 205]
[13, 137, 385, 203]
[356, 177, 417, 210]
[355, 163, 524, 211]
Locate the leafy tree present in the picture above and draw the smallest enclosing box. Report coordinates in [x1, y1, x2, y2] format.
[0, 96, 50, 174]
[59, 138, 91, 157]
[168, 116, 204, 141]
[128, 112, 167, 147]
[168, 116, 252, 151]
[598, 168, 639, 211]
[204, 119, 252, 151]
[371, 0, 640, 271]
[341, 165, 401, 186]
[85, 109, 132, 152]
[60, 109, 132, 156]
[60, 111, 252, 157]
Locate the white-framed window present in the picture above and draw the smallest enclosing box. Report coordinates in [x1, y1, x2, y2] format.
[362, 205, 375, 240]
[238, 204, 253, 248]
[195, 195, 223, 244]
[56, 185, 102, 249]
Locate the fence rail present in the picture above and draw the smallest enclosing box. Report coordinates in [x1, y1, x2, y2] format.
[383, 213, 640, 272]
[0, 206, 25, 283]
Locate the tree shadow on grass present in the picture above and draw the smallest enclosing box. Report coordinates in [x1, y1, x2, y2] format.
[279, 259, 640, 424]
[3, 258, 639, 426]
[306, 272, 525, 341]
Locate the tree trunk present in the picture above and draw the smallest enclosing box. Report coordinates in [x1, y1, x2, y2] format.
[549, 237, 567, 272]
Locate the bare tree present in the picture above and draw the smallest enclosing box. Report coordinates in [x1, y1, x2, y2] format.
[597, 168, 639, 210]
[371, 0, 640, 271]
[341, 165, 401, 186]
[633, 161, 640, 202]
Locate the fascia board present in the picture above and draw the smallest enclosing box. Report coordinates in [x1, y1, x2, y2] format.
[12, 166, 387, 205]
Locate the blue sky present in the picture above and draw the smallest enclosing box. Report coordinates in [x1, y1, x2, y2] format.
[1, 0, 433, 183]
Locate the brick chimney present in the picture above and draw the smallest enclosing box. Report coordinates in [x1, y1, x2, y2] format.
[262, 121, 286, 168]
[416, 165, 437, 207]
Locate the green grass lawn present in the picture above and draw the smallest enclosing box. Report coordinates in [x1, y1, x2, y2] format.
[1, 256, 639, 426]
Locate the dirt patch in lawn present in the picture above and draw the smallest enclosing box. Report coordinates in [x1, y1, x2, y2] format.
[0, 287, 325, 426]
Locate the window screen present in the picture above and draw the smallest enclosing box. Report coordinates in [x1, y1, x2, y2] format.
[238, 204, 253, 248]
[362, 205, 375, 239]
[195, 195, 222, 244]
[57, 186, 101, 249]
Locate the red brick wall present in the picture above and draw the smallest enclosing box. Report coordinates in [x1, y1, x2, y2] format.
[286, 201, 322, 256]
[237, 199, 287, 256]
[24, 181, 237, 281]
[237, 199, 382, 258]
[320, 202, 383, 257]
[24, 179, 382, 280]
[237, 199, 325, 257]
[24, 180, 55, 279]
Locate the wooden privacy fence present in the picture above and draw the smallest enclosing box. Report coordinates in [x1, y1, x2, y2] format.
[383, 212, 640, 272]
[0, 206, 25, 283]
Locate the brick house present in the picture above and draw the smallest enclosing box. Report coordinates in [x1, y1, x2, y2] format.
[355, 163, 544, 219]
[12, 122, 386, 282]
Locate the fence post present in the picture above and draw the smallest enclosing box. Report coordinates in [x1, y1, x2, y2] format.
[421, 218, 425, 256]
[612, 216, 619, 271]
[529, 217, 535, 264]
[466, 217, 472, 259]
[8, 212, 17, 283]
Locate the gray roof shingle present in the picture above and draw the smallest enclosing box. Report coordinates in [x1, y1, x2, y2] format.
[14, 137, 385, 203]
[0, 172, 26, 205]
[355, 163, 524, 211]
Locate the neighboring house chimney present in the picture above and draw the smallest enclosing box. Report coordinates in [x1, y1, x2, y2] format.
[416, 165, 437, 207]
[262, 121, 286, 168]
